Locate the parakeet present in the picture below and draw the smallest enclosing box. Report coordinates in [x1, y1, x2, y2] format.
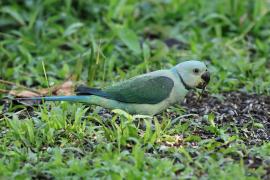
[18, 60, 210, 115]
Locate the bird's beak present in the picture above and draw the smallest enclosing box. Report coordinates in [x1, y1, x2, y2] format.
[197, 71, 210, 89]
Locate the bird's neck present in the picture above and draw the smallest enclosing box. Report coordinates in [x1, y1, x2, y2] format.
[171, 68, 192, 91]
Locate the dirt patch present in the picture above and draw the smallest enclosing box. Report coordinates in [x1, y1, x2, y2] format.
[180, 91, 270, 145]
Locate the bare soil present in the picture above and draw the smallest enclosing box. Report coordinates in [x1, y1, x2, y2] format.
[181, 91, 270, 145]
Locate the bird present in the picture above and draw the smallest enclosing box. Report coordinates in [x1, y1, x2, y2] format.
[18, 60, 210, 115]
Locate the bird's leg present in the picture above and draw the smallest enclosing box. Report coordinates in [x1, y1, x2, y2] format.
[198, 86, 206, 101]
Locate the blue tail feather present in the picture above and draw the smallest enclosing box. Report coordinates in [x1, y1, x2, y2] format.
[16, 95, 91, 103]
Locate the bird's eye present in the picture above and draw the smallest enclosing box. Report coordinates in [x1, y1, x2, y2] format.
[193, 68, 200, 74]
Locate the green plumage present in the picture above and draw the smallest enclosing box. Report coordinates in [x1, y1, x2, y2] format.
[103, 76, 174, 104]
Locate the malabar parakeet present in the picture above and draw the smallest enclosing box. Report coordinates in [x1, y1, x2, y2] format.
[19, 60, 210, 115]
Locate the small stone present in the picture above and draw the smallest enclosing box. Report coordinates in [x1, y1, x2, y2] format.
[228, 110, 235, 116]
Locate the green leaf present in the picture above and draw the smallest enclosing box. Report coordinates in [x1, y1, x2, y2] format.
[117, 26, 141, 55]
[112, 109, 133, 121]
[208, 113, 216, 127]
[1, 7, 25, 25]
[64, 22, 84, 37]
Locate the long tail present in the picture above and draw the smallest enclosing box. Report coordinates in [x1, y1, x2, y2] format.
[16, 95, 92, 104]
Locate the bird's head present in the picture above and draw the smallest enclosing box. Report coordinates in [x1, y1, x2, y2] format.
[173, 60, 210, 90]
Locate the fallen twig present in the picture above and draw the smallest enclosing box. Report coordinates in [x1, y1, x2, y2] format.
[0, 89, 9, 94]
[0, 79, 40, 94]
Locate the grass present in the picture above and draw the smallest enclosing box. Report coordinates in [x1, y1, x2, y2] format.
[0, 0, 270, 179]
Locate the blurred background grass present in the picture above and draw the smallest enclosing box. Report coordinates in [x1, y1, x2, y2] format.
[1, 0, 270, 94]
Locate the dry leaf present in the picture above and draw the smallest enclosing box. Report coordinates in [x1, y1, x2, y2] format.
[38, 80, 74, 96]
[54, 80, 74, 95]
[6, 80, 75, 98]
[159, 135, 184, 148]
[9, 90, 41, 97]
